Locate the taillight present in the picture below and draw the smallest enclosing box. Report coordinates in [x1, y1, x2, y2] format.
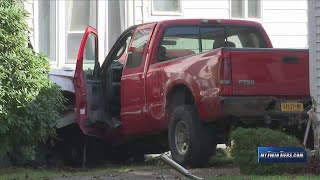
[219, 56, 232, 85]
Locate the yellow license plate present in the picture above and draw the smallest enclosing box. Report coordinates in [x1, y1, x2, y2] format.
[281, 103, 304, 112]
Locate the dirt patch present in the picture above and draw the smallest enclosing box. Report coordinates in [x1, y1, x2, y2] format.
[51, 165, 240, 180]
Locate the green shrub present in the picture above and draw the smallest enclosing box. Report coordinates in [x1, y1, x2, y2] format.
[231, 128, 305, 175]
[0, 0, 64, 160]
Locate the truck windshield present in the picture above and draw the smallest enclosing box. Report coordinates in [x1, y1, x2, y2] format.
[158, 26, 267, 61]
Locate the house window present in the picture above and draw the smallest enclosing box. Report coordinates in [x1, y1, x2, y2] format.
[231, 0, 261, 19]
[65, 0, 97, 63]
[38, 0, 56, 62]
[152, 0, 181, 15]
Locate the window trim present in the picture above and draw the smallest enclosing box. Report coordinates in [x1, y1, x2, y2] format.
[49, 0, 57, 64]
[151, 0, 183, 16]
[65, 0, 98, 64]
[229, 0, 263, 21]
[51, 0, 106, 70]
[35, 0, 58, 65]
[126, 28, 152, 69]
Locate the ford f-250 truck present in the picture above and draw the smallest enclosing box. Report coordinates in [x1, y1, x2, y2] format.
[74, 19, 310, 167]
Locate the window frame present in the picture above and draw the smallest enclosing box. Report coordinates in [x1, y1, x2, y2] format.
[151, 0, 183, 16]
[34, 0, 57, 64]
[65, 0, 98, 64]
[49, 0, 57, 64]
[230, 0, 263, 21]
[33, 0, 107, 75]
[126, 28, 152, 69]
[101, 26, 136, 70]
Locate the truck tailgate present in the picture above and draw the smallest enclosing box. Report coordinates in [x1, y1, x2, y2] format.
[230, 48, 309, 96]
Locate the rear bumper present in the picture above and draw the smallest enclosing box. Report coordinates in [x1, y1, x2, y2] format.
[220, 96, 312, 120]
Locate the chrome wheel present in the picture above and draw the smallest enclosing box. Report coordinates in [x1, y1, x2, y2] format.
[175, 121, 190, 155]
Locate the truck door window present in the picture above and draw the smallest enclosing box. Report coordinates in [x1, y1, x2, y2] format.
[126, 28, 151, 68]
[110, 34, 132, 61]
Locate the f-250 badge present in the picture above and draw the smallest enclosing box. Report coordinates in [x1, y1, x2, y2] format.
[239, 80, 255, 86]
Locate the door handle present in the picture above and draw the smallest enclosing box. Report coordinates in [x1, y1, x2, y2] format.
[282, 56, 298, 64]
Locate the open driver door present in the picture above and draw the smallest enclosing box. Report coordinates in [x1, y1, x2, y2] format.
[74, 26, 110, 136]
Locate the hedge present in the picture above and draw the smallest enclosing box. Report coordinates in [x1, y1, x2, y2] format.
[231, 128, 305, 175]
[0, 0, 64, 160]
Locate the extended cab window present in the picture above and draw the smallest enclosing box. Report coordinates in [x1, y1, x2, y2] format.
[157, 26, 266, 62]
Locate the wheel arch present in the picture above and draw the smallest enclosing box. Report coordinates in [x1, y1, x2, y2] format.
[165, 83, 196, 119]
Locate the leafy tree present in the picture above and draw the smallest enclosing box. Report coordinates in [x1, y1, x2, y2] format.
[0, 0, 64, 159]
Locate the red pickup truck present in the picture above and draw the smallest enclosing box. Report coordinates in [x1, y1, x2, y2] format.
[74, 19, 310, 167]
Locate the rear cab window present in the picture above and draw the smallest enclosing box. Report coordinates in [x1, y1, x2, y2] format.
[157, 26, 267, 62]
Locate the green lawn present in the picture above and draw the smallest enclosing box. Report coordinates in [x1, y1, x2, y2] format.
[209, 176, 319, 180]
[0, 148, 317, 180]
[0, 167, 318, 180]
[0, 165, 154, 180]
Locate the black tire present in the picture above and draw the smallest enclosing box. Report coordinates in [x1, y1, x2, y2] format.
[168, 105, 215, 168]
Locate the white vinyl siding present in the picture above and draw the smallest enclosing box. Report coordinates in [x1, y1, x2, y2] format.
[141, 0, 230, 22]
[262, 0, 308, 48]
[308, 0, 320, 115]
[137, 0, 307, 48]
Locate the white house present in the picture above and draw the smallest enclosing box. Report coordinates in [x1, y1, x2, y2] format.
[308, 0, 320, 116]
[24, 0, 309, 92]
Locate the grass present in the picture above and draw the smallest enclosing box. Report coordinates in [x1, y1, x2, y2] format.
[0, 163, 164, 180]
[0, 147, 317, 180]
[209, 175, 320, 180]
[0, 165, 317, 180]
